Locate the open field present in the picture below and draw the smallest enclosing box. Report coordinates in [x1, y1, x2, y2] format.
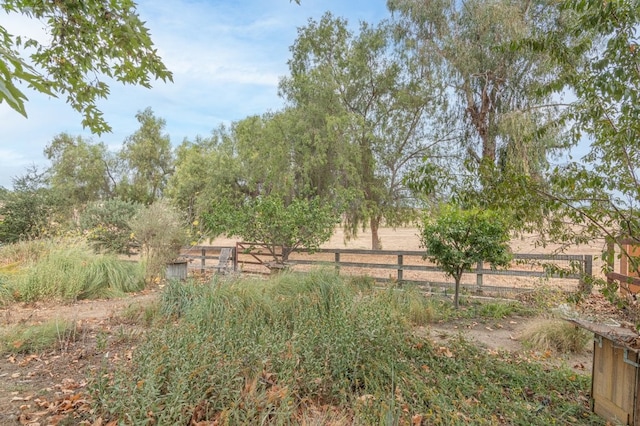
[206, 226, 606, 293]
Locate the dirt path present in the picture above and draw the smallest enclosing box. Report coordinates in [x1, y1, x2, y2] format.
[0, 289, 161, 425]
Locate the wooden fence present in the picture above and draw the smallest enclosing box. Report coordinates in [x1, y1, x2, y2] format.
[180, 244, 593, 294]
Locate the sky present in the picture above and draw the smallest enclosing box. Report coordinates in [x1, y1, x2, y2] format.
[0, 0, 390, 189]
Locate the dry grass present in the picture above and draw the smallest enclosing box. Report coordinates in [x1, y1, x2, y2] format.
[519, 318, 592, 354]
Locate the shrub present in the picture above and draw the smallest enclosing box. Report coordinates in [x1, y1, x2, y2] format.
[80, 199, 141, 254]
[129, 201, 187, 283]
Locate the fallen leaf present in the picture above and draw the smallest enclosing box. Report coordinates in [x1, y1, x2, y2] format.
[412, 414, 424, 425]
[11, 395, 32, 402]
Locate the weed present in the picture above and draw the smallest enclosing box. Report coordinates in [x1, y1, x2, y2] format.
[0, 319, 78, 355]
[90, 271, 604, 425]
[120, 301, 161, 327]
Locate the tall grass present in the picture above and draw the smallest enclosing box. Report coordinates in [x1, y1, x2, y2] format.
[0, 239, 145, 302]
[0, 238, 56, 266]
[92, 270, 603, 425]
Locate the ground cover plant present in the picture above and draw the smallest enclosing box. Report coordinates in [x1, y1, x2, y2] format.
[91, 270, 603, 425]
[0, 319, 78, 355]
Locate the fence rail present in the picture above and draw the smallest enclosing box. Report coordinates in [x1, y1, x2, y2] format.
[180, 245, 593, 294]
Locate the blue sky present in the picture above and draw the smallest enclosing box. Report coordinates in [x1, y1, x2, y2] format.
[0, 0, 390, 189]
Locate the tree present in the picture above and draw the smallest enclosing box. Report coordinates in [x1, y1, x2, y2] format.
[0, 166, 58, 243]
[529, 1, 640, 302]
[0, 0, 172, 133]
[44, 133, 116, 209]
[420, 205, 511, 308]
[119, 108, 174, 205]
[203, 195, 338, 267]
[280, 13, 442, 249]
[388, 0, 572, 190]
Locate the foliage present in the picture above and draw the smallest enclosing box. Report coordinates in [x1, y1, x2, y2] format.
[421, 206, 512, 308]
[6, 241, 145, 302]
[204, 195, 338, 264]
[129, 200, 187, 283]
[91, 271, 601, 425]
[0, 319, 78, 355]
[80, 199, 140, 254]
[44, 133, 116, 208]
[0, 0, 172, 133]
[388, 0, 572, 182]
[505, 0, 640, 321]
[520, 319, 591, 354]
[165, 134, 234, 229]
[280, 14, 441, 249]
[0, 167, 59, 243]
[118, 108, 174, 205]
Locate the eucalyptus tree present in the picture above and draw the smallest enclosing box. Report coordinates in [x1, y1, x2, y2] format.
[0, 0, 172, 133]
[387, 0, 571, 188]
[280, 13, 443, 249]
[119, 108, 174, 205]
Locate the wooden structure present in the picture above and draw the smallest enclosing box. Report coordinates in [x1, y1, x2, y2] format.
[180, 246, 237, 274]
[192, 244, 593, 293]
[569, 319, 640, 425]
[166, 259, 188, 280]
[607, 238, 640, 296]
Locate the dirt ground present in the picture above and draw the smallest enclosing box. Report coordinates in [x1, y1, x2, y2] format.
[0, 228, 614, 425]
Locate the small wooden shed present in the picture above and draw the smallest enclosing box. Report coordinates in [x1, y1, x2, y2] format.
[569, 319, 640, 425]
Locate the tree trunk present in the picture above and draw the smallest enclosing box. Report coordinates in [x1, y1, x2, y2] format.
[453, 274, 462, 309]
[370, 217, 382, 250]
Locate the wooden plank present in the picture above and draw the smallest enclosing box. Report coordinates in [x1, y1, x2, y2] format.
[592, 337, 636, 425]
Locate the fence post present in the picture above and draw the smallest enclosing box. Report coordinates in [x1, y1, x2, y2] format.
[201, 248, 206, 274]
[579, 255, 594, 292]
[476, 260, 483, 293]
[335, 252, 340, 272]
[397, 255, 403, 282]
[584, 255, 593, 277]
[232, 246, 238, 272]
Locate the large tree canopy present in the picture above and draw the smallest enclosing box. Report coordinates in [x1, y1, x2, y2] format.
[387, 0, 573, 185]
[0, 0, 172, 133]
[280, 13, 442, 249]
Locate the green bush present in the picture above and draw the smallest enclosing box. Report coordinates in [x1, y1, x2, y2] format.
[129, 201, 187, 283]
[80, 199, 141, 254]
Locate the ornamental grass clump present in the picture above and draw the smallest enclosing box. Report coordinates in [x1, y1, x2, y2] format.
[6, 241, 145, 302]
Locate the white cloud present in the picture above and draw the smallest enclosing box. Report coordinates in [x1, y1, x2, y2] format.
[0, 0, 390, 189]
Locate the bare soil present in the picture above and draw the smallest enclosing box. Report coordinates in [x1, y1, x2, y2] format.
[0, 228, 616, 425]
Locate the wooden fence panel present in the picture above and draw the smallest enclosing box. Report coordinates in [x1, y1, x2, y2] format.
[181, 245, 593, 293]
